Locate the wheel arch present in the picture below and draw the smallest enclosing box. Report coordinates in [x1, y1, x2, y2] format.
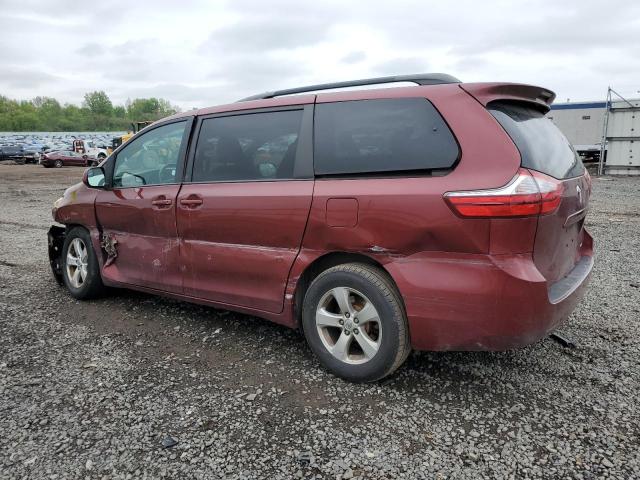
[60, 222, 104, 267]
[291, 251, 401, 329]
[63, 222, 89, 234]
[58, 223, 106, 299]
[51, 223, 94, 256]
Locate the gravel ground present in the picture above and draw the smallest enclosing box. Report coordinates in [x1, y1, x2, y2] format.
[0, 164, 639, 479]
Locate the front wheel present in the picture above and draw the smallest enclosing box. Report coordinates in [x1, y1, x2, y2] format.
[302, 263, 410, 382]
[54, 159, 63, 168]
[61, 227, 105, 299]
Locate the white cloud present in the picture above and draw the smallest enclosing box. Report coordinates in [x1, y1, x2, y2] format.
[0, 0, 638, 109]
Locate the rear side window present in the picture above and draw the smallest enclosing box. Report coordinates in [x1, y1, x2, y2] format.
[192, 110, 303, 182]
[314, 98, 459, 175]
[489, 102, 585, 179]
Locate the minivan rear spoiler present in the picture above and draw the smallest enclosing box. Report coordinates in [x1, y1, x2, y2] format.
[460, 83, 556, 113]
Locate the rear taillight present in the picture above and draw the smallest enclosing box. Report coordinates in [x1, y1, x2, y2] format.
[444, 168, 563, 218]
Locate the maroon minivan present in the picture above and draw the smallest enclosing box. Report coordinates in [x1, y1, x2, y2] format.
[48, 74, 593, 382]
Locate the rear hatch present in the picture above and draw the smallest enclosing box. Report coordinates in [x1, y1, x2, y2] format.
[489, 101, 590, 284]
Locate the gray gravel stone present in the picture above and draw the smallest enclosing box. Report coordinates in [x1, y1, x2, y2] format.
[0, 165, 639, 479]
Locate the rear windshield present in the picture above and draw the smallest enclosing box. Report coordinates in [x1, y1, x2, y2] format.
[489, 101, 585, 179]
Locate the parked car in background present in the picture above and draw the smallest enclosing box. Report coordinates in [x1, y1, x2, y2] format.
[41, 150, 97, 168]
[0, 145, 40, 163]
[48, 74, 594, 382]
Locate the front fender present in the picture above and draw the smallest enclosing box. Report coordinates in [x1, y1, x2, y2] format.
[52, 182, 99, 227]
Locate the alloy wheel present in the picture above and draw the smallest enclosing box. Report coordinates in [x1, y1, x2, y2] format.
[66, 238, 88, 288]
[315, 287, 382, 364]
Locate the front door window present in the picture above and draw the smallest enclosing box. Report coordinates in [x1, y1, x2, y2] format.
[113, 121, 187, 187]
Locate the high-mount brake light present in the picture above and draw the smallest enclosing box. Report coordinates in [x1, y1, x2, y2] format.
[444, 168, 563, 218]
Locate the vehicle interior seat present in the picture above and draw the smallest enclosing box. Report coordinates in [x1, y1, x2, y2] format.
[276, 139, 298, 178]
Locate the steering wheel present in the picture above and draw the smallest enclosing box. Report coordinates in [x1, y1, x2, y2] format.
[159, 164, 176, 183]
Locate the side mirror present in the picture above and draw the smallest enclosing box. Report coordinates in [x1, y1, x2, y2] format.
[83, 166, 106, 188]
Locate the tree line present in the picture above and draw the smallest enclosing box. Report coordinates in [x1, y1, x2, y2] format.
[0, 91, 180, 132]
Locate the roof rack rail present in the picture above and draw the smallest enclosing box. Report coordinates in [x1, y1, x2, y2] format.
[238, 73, 461, 102]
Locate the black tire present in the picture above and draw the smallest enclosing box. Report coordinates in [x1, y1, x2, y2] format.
[302, 263, 411, 382]
[61, 227, 105, 299]
[54, 160, 63, 168]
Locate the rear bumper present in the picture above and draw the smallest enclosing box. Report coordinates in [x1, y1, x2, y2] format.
[548, 255, 593, 304]
[387, 231, 594, 351]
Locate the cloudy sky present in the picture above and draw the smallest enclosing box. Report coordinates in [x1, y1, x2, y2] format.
[1, 0, 639, 110]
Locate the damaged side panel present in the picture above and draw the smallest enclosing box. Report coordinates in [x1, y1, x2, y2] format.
[99, 232, 182, 293]
[94, 185, 183, 293]
[49, 182, 101, 285]
[100, 232, 118, 266]
[53, 182, 99, 228]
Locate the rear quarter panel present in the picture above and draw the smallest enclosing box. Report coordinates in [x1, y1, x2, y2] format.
[288, 85, 526, 336]
[299, 84, 522, 258]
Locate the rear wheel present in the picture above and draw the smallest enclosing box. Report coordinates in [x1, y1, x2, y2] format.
[62, 227, 105, 299]
[54, 159, 63, 168]
[302, 263, 410, 382]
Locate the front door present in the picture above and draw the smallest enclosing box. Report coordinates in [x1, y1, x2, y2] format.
[95, 120, 190, 293]
[177, 107, 314, 313]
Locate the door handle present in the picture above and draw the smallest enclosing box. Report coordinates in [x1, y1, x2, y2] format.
[151, 196, 173, 209]
[180, 197, 204, 208]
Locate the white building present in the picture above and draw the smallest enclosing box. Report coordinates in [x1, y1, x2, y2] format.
[546, 101, 606, 153]
[546, 98, 640, 174]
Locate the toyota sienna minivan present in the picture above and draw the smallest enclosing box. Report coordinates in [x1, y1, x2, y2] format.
[48, 74, 593, 382]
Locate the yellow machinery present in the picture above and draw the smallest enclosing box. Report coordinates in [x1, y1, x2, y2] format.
[108, 121, 153, 154]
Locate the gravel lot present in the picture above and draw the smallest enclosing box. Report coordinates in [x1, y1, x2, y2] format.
[0, 164, 638, 479]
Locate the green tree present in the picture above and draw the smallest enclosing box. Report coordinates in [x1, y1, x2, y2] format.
[0, 92, 179, 131]
[83, 91, 113, 116]
[0, 95, 19, 130]
[127, 97, 178, 121]
[34, 97, 62, 131]
[113, 105, 126, 118]
[60, 104, 87, 131]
